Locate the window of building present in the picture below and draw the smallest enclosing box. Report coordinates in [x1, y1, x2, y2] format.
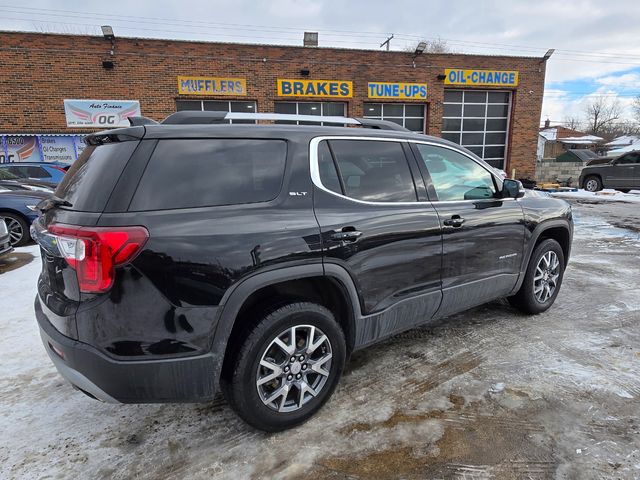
[441, 90, 511, 169]
[363, 103, 426, 133]
[274, 102, 347, 125]
[414, 143, 497, 201]
[175, 100, 257, 124]
[129, 139, 287, 211]
[318, 139, 417, 203]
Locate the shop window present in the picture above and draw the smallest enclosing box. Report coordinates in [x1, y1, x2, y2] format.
[175, 100, 257, 124]
[363, 103, 426, 133]
[273, 102, 347, 125]
[442, 90, 511, 169]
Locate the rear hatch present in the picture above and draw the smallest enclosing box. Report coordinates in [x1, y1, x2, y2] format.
[33, 130, 142, 339]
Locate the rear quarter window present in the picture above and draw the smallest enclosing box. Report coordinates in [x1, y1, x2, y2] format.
[55, 141, 139, 212]
[128, 139, 287, 211]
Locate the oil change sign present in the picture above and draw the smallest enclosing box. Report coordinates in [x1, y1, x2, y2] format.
[277, 79, 352, 98]
[368, 82, 427, 99]
[177, 76, 247, 96]
[444, 69, 519, 87]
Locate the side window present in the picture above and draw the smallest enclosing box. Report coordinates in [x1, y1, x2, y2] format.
[415, 144, 497, 201]
[129, 139, 287, 211]
[27, 166, 51, 178]
[325, 140, 417, 202]
[618, 153, 640, 164]
[6, 166, 26, 177]
[317, 141, 343, 194]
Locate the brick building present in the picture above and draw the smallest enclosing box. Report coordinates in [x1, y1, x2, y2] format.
[0, 31, 548, 178]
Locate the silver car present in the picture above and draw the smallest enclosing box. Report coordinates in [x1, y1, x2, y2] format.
[0, 217, 14, 257]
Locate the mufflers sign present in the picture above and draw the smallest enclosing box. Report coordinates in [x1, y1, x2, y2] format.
[277, 79, 352, 98]
[177, 76, 247, 96]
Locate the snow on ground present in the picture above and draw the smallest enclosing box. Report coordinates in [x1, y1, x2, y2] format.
[1, 205, 640, 479]
[549, 188, 640, 203]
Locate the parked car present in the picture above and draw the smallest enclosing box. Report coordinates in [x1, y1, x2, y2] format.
[0, 216, 13, 257]
[0, 161, 68, 185]
[579, 151, 640, 192]
[0, 169, 55, 192]
[32, 112, 573, 432]
[0, 188, 49, 246]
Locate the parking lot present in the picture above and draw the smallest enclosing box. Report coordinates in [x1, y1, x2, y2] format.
[1, 197, 639, 480]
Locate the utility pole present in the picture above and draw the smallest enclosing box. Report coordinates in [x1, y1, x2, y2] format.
[380, 34, 394, 51]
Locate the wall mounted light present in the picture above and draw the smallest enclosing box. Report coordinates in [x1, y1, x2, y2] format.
[437, 74, 446, 81]
[300, 68, 310, 76]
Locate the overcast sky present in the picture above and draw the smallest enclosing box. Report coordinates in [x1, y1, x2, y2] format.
[2, 0, 640, 126]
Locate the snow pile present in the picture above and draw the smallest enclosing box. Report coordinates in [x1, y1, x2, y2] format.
[550, 189, 640, 203]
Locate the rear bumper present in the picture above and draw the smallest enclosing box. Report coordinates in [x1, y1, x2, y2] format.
[36, 296, 218, 403]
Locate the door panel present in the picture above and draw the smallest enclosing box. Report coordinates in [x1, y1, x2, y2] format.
[311, 137, 443, 340]
[411, 142, 525, 317]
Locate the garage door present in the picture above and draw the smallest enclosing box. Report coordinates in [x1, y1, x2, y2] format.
[441, 90, 511, 169]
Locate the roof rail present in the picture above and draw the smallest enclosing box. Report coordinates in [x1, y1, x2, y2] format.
[161, 111, 410, 131]
[128, 116, 159, 126]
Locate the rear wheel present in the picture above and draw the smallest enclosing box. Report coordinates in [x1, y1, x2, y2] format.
[3, 213, 29, 247]
[221, 302, 346, 432]
[508, 239, 565, 314]
[583, 175, 602, 192]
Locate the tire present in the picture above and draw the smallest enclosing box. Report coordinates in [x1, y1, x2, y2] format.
[616, 189, 630, 193]
[221, 302, 346, 432]
[583, 175, 602, 192]
[508, 239, 565, 314]
[3, 213, 30, 247]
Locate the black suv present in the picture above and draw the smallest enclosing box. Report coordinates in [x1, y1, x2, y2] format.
[33, 112, 573, 431]
[579, 150, 640, 192]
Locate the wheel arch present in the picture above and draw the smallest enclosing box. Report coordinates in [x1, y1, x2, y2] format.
[511, 220, 572, 294]
[212, 263, 361, 385]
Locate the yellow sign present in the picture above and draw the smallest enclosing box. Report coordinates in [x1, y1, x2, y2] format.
[177, 76, 247, 96]
[277, 79, 352, 98]
[444, 69, 519, 87]
[368, 82, 427, 99]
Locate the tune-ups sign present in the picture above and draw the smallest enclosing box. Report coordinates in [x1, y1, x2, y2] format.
[63, 100, 141, 128]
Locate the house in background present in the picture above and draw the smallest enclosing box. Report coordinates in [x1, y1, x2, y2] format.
[605, 135, 640, 156]
[537, 120, 603, 161]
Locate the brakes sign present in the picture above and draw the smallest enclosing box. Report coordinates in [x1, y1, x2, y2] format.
[277, 79, 352, 98]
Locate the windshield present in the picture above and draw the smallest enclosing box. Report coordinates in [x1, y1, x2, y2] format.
[0, 169, 19, 180]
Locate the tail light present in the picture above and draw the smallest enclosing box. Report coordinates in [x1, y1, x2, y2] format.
[48, 224, 149, 293]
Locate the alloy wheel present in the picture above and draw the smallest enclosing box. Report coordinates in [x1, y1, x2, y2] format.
[585, 179, 598, 192]
[256, 325, 332, 413]
[5, 218, 23, 246]
[533, 251, 560, 303]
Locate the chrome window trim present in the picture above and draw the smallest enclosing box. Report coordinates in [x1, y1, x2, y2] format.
[309, 135, 510, 206]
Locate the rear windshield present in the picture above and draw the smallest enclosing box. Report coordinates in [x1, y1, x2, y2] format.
[128, 139, 287, 211]
[55, 141, 138, 212]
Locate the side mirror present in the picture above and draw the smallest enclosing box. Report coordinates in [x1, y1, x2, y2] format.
[502, 178, 525, 199]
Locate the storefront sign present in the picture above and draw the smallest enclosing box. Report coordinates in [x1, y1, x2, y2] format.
[277, 79, 352, 98]
[444, 69, 519, 87]
[1, 135, 84, 164]
[64, 100, 141, 128]
[177, 76, 247, 96]
[368, 82, 427, 99]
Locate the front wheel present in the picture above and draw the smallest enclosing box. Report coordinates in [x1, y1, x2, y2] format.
[221, 302, 346, 432]
[3, 213, 30, 247]
[508, 239, 565, 314]
[583, 175, 602, 192]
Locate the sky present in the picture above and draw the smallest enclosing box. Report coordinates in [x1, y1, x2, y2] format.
[2, 0, 640, 128]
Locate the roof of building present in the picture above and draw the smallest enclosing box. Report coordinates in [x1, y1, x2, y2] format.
[539, 126, 593, 142]
[563, 149, 599, 161]
[609, 140, 640, 155]
[559, 135, 603, 145]
[605, 135, 640, 147]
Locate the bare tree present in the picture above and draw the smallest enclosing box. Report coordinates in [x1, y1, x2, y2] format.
[563, 116, 583, 131]
[405, 37, 452, 54]
[632, 95, 640, 125]
[583, 96, 623, 136]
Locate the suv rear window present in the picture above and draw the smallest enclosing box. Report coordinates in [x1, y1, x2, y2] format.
[55, 141, 139, 212]
[129, 139, 287, 211]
